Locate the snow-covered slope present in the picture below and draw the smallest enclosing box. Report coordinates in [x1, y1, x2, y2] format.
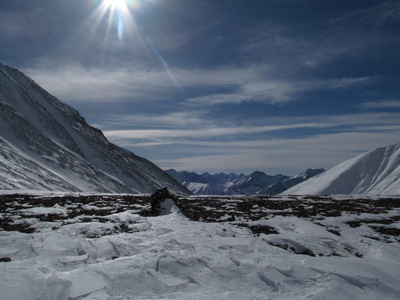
[0, 63, 189, 194]
[166, 169, 325, 195]
[283, 142, 400, 195]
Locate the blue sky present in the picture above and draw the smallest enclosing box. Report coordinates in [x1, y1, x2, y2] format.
[1, 0, 400, 175]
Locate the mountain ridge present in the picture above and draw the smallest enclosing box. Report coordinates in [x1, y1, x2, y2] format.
[0, 63, 189, 194]
[165, 168, 325, 195]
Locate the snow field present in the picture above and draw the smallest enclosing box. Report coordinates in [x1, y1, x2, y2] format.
[0, 194, 399, 299]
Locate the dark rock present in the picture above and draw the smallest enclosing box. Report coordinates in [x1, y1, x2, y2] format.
[151, 187, 172, 200]
[0, 257, 11, 262]
[150, 187, 174, 215]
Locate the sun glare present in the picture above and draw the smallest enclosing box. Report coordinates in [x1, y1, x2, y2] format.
[104, 0, 128, 11]
[81, 0, 184, 96]
[99, 0, 141, 40]
[103, 0, 140, 12]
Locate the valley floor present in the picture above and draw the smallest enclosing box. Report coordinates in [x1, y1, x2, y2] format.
[0, 193, 400, 299]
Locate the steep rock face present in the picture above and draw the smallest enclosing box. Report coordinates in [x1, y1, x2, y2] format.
[282, 143, 400, 195]
[166, 169, 325, 195]
[0, 63, 189, 194]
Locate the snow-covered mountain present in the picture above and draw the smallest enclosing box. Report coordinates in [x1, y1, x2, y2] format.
[165, 168, 325, 195]
[0, 63, 189, 194]
[283, 142, 400, 195]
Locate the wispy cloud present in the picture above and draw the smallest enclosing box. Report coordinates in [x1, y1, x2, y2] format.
[186, 80, 299, 105]
[239, 2, 400, 72]
[360, 100, 400, 109]
[154, 130, 400, 175]
[338, 1, 400, 27]
[94, 111, 210, 130]
[187, 76, 374, 106]
[104, 113, 400, 174]
[104, 122, 333, 140]
[24, 63, 373, 107]
[102, 112, 400, 174]
[23, 65, 179, 103]
[328, 77, 373, 89]
[104, 112, 400, 143]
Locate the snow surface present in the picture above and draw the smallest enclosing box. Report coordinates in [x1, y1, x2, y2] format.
[283, 142, 400, 195]
[1, 193, 399, 299]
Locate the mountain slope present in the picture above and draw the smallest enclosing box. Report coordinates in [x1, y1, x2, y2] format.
[166, 169, 325, 195]
[260, 168, 326, 195]
[0, 63, 189, 194]
[283, 142, 400, 195]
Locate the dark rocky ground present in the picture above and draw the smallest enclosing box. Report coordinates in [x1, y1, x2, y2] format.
[1, 193, 399, 244]
[175, 195, 400, 238]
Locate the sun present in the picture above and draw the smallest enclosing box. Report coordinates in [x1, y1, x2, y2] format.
[103, 0, 140, 12]
[104, 0, 127, 9]
[103, 0, 129, 14]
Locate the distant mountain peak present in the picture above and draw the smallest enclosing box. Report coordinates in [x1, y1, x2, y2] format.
[166, 169, 325, 195]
